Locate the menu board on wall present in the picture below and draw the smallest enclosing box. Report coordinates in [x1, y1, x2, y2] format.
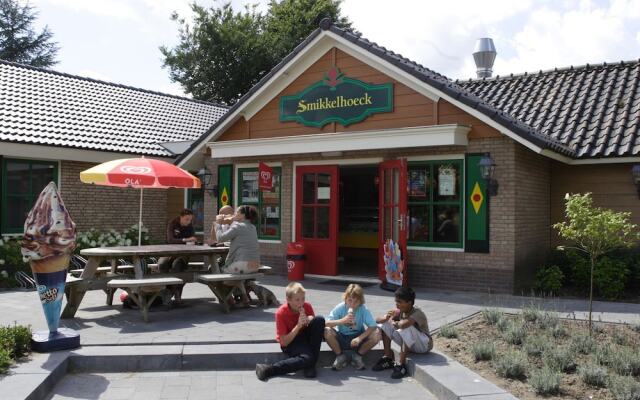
[438, 166, 456, 196]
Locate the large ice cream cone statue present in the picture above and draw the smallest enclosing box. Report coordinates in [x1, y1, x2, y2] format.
[21, 182, 76, 336]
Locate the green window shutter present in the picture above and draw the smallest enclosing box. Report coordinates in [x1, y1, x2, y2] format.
[217, 164, 233, 210]
[465, 154, 489, 253]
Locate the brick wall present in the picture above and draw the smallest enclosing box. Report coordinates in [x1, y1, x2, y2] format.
[60, 161, 168, 241]
[550, 162, 640, 247]
[203, 137, 521, 293]
[513, 144, 550, 292]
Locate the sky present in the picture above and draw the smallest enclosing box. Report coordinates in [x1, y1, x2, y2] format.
[24, 0, 640, 98]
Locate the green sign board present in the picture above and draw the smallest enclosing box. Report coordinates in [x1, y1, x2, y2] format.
[279, 67, 393, 127]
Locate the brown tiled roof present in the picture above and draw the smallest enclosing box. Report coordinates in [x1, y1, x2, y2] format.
[459, 61, 640, 158]
[0, 60, 228, 157]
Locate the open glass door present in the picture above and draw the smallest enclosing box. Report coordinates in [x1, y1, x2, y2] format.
[378, 159, 408, 287]
[296, 165, 339, 275]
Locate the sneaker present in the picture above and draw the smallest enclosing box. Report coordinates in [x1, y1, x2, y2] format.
[303, 367, 317, 378]
[255, 363, 271, 381]
[351, 353, 365, 370]
[332, 353, 349, 371]
[371, 356, 395, 371]
[391, 363, 409, 379]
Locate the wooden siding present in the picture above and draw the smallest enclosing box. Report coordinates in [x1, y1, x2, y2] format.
[216, 48, 502, 141]
[550, 162, 640, 246]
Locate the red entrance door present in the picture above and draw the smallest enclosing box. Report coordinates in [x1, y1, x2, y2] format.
[296, 165, 339, 275]
[378, 159, 408, 285]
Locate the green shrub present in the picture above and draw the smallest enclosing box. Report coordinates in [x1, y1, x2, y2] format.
[533, 265, 564, 295]
[522, 305, 542, 322]
[546, 248, 573, 284]
[472, 341, 496, 362]
[482, 308, 503, 325]
[0, 348, 11, 374]
[551, 324, 568, 338]
[439, 324, 458, 339]
[0, 327, 16, 356]
[0, 324, 31, 366]
[504, 324, 526, 345]
[609, 375, 640, 400]
[524, 335, 550, 357]
[595, 343, 615, 366]
[613, 329, 629, 346]
[9, 325, 31, 358]
[529, 367, 561, 396]
[538, 311, 559, 330]
[579, 364, 608, 388]
[75, 225, 151, 254]
[594, 256, 629, 300]
[496, 317, 510, 333]
[566, 248, 591, 290]
[632, 323, 640, 333]
[570, 333, 596, 355]
[610, 351, 640, 376]
[564, 249, 629, 299]
[543, 347, 577, 373]
[494, 351, 528, 379]
[0, 237, 30, 288]
[593, 323, 605, 334]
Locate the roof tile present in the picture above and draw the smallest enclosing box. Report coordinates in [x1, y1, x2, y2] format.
[0, 60, 228, 157]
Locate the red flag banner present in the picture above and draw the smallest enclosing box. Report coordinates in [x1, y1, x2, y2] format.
[258, 162, 273, 191]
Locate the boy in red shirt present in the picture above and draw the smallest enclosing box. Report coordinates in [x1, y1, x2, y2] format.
[255, 282, 325, 381]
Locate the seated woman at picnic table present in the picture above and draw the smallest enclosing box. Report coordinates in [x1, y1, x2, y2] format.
[214, 205, 260, 275]
[158, 208, 197, 273]
[208, 205, 234, 245]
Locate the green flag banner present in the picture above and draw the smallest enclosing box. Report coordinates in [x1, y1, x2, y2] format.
[217, 164, 233, 211]
[465, 154, 489, 253]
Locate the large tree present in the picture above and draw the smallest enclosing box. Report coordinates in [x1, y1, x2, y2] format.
[0, 0, 59, 67]
[161, 0, 352, 105]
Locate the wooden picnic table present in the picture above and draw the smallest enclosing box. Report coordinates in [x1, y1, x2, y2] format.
[61, 244, 229, 319]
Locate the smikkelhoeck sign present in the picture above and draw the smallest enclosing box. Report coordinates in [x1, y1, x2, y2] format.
[279, 67, 393, 127]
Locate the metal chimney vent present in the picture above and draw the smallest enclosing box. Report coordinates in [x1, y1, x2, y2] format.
[473, 38, 496, 78]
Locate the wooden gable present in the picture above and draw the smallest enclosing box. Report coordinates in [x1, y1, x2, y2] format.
[217, 48, 500, 142]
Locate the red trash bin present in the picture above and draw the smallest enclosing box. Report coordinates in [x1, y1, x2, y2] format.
[286, 242, 306, 281]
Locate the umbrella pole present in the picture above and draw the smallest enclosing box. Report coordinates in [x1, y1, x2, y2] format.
[138, 188, 143, 246]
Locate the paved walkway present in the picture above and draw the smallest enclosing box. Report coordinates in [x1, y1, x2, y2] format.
[2, 275, 640, 346]
[4, 274, 640, 399]
[46, 369, 434, 400]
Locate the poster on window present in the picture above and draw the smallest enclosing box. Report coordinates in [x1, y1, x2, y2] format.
[241, 171, 259, 203]
[409, 169, 427, 198]
[438, 166, 456, 196]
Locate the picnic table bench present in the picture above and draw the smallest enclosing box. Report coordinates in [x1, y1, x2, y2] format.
[197, 272, 265, 313]
[107, 277, 184, 322]
[61, 244, 229, 319]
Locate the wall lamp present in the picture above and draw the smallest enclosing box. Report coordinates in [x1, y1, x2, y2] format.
[197, 168, 218, 197]
[478, 153, 499, 196]
[631, 165, 640, 198]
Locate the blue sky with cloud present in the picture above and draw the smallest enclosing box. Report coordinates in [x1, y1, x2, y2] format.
[26, 0, 640, 97]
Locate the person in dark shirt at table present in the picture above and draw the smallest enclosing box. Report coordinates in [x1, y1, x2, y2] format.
[158, 209, 197, 273]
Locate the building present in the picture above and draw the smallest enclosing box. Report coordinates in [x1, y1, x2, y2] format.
[0, 60, 227, 240]
[178, 20, 640, 293]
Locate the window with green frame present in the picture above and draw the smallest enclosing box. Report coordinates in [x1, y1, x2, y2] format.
[237, 167, 281, 240]
[186, 188, 204, 233]
[1, 158, 58, 234]
[407, 160, 463, 248]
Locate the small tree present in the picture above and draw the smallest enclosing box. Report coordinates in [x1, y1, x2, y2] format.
[0, 0, 59, 67]
[554, 193, 638, 334]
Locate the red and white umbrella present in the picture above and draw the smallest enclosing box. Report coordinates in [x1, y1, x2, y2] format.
[80, 157, 201, 245]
